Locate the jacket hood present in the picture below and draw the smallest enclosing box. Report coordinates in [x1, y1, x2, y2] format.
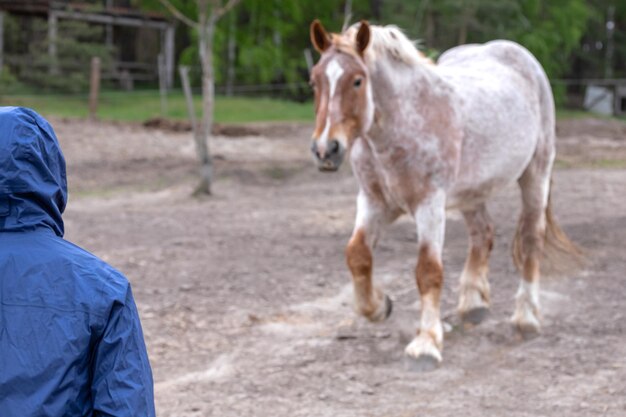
[0, 107, 67, 236]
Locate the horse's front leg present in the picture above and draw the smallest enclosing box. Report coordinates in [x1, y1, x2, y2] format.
[345, 191, 395, 322]
[405, 190, 446, 369]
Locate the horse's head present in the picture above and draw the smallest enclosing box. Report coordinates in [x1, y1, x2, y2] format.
[309, 20, 374, 172]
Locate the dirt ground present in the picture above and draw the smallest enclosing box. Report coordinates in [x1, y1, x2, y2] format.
[52, 115, 626, 417]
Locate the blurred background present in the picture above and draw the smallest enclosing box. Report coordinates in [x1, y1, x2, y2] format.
[0, 0, 624, 122]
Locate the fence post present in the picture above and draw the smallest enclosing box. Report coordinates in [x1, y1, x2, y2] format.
[89, 57, 101, 120]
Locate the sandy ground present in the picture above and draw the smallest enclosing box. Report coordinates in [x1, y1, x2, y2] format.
[51, 116, 626, 417]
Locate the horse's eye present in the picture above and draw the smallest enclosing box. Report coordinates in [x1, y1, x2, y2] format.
[354, 78, 362, 88]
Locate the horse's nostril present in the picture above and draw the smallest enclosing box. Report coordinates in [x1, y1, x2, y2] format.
[311, 141, 321, 159]
[328, 140, 339, 154]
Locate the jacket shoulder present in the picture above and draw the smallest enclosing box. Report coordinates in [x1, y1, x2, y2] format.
[1, 231, 131, 319]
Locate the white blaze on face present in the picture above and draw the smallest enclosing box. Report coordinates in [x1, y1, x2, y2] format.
[363, 79, 374, 132]
[319, 59, 345, 151]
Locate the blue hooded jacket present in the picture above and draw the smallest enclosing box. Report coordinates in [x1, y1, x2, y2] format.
[0, 107, 155, 417]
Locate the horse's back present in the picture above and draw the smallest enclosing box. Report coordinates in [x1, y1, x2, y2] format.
[436, 40, 555, 209]
[440, 40, 537, 70]
[438, 40, 550, 101]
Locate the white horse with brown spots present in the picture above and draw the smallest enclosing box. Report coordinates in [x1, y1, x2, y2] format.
[308, 20, 583, 370]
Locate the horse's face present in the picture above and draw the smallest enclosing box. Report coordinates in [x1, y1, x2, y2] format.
[309, 20, 374, 172]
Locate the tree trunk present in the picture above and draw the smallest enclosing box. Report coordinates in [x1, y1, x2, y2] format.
[48, 12, 58, 75]
[226, 11, 236, 96]
[370, 0, 382, 20]
[458, 1, 475, 45]
[342, 0, 353, 31]
[194, 5, 214, 196]
[425, 8, 435, 47]
[605, 5, 615, 79]
[0, 11, 5, 74]
[458, 9, 468, 45]
[160, 0, 241, 196]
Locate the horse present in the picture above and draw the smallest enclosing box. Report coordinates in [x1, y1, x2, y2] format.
[307, 20, 583, 369]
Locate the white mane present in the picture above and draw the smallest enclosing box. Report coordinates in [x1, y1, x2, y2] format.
[344, 23, 433, 67]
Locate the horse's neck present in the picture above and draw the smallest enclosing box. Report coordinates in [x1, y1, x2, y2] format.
[361, 59, 463, 192]
[366, 60, 453, 150]
[370, 60, 448, 113]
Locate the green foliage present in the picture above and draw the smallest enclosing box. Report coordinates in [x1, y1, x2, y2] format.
[141, 0, 353, 97]
[3, 0, 622, 100]
[146, 0, 602, 99]
[0, 69, 23, 96]
[223, 0, 343, 97]
[6, 16, 116, 93]
[511, 0, 590, 79]
[574, 1, 626, 79]
[390, 0, 591, 81]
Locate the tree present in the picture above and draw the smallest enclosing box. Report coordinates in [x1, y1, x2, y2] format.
[159, 0, 241, 195]
[3, 14, 115, 93]
[511, 0, 590, 80]
[138, 0, 622, 115]
[571, 0, 626, 80]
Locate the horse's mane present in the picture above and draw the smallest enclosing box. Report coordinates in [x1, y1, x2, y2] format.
[340, 23, 434, 67]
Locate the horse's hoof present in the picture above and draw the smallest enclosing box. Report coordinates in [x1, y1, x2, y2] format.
[512, 322, 541, 340]
[404, 336, 442, 372]
[404, 353, 440, 372]
[366, 294, 393, 322]
[511, 309, 541, 340]
[383, 294, 393, 320]
[461, 307, 490, 326]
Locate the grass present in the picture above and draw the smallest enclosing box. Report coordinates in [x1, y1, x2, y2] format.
[1, 89, 624, 124]
[0, 90, 315, 124]
[556, 107, 626, 122]
[555, 158, 626, 170]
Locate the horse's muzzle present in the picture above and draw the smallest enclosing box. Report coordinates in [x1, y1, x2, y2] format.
[311, 139, 345, 172]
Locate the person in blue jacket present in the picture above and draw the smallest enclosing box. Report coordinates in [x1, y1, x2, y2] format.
[0, 107, 156, 417]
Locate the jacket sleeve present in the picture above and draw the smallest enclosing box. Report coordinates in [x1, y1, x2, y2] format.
[91, 284, 156, 417]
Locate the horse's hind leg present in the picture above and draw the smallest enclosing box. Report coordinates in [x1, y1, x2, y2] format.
[458, 203, 494, 325]
[511, 150, 554, 335]
[345, 192, 396, 322]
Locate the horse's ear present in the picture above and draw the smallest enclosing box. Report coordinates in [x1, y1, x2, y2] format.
[310, 19, 331, 53]
[356, 20, 371, 56]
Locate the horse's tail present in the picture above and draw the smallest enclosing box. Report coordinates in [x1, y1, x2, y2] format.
[512, 184, 586, 277]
